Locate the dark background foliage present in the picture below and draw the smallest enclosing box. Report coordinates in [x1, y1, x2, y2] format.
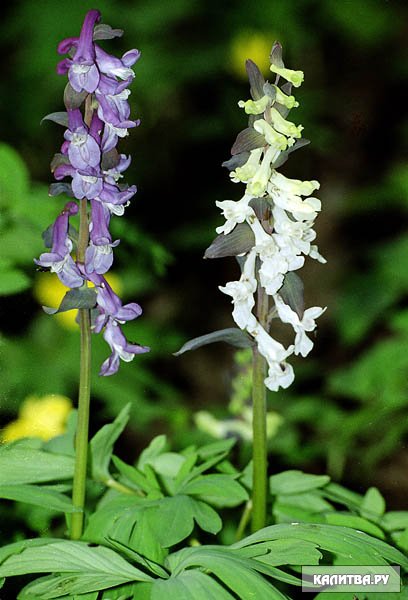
[1, 0, 408, 511]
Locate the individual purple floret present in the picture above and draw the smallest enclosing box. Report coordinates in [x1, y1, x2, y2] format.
[57, 9, 101, 93]
[35, 201, 84, 288]
[64, 109, 101, 170]
[85, 200, 119, 274]
[37, 9, 147, 376]
[100, 321, 149, 376]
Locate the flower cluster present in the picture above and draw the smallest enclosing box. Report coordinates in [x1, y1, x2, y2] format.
[216, 44, 326, 391]
[35, 9, 149, 375]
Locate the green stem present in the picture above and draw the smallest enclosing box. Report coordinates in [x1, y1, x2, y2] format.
[70, 191, 92, 540]
[235, 500, 252, 541]
[251, 283, 269, 532]
[70, 98, 94, 540]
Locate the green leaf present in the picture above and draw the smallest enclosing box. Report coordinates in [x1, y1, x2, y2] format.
[138, 435, 168, 471]
[0, 541, 153, 593]
[43, 287, 97, 314]
[197, 438, 236, 459]
[146, 452, 186, 478]
[174, 328, 254, 356]
[0, 484, 75, 513]
[270, 470, 330, 495]
[169, 549, 287, 600]
[190, 499, 222, 535]
[181, 474, 248, 507]
[381, 511, 408, 532]
[240, 538, 322, 566]
[83, 495, 165, 563]
[204, 223, 255, 259]
[0, 446, 74, 485]
[152, 570, 235, 600]
[112, 455, 155, 495]
[233, 523, 408, 568]
[324, 512, 385, 539]
[90, 404, 130, 482]
[149, 495, 196, 547]
[360, 487, 386, 521]
[321, 482, 363, 512]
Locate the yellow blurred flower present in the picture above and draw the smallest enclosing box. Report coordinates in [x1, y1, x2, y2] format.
[33, 271, 122, 330]
[1, 394, 73, 442]
[229, 31, 273, 79]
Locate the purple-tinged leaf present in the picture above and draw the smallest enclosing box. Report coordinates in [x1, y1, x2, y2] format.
[263, 82, 276, 101]
[174, 328, 255, 356]
[41, 225, 53, 249]
[270, 41, 284, 68]
[93, 23, 124, 40]
[63, 83, 87, 110]
[43, 287, 97, 315]
[245, 59, 265, 101]
[221, 152, 250, 171]
[271, 138, 310, 170]
[41, 112, 69, 127]
[49, 182, 74, 197]
[249, 197, 272, 224]
[101, 148, 121, 171]
[281, 82, 293, 96]
[231, 128, 265, 155]
[50, 153, 71, 173]
[204, 223, 255, 259]
[279, 272, 304, 319]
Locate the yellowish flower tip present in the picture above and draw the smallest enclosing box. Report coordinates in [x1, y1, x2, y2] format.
[229, 31, 273, 79]
[1, 394, 73, 442]
[33, 271, 123, 330]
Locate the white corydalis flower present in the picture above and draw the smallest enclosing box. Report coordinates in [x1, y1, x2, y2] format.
[274, 294, 326, 357]
[213, 45, 325, 391]
[247, 320, 295, 391]
[219, 249, 257, 330]
[216, 195, 255, 234]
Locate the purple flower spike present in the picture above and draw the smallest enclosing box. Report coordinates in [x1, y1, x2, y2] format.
[65, 109, 101, 169]
[58, 10, 101, 93]
[99, 321, 149, 376]
[35, 201, 83, 288]
[85, 200, 119, 274]
[41, 10, 148, 375]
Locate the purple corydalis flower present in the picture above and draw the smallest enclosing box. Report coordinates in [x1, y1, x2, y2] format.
[102, 153, 132, 184]
[89, 274, 143, 332]
[100, 321, 149, 376]
[57, 10, 101, 93]
[54, 164, 103, 200]
[64, 109, 101, 169]
[35, 201, 83, 288]
[98, 181, 137, 210]
[85, 200, 119, 274]
[95, 46, 140, 80]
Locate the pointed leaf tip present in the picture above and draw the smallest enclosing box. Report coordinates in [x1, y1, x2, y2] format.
[174, 328, 255, 356]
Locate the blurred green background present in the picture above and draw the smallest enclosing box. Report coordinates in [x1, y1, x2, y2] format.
[1, 0, 408, 512]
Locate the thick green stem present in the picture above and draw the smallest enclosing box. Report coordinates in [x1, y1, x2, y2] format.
[70, 303, 92, 539]
[70, 99, 93, 540]
[251, 283, 269, 532]
[70, 198, 92, 540]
